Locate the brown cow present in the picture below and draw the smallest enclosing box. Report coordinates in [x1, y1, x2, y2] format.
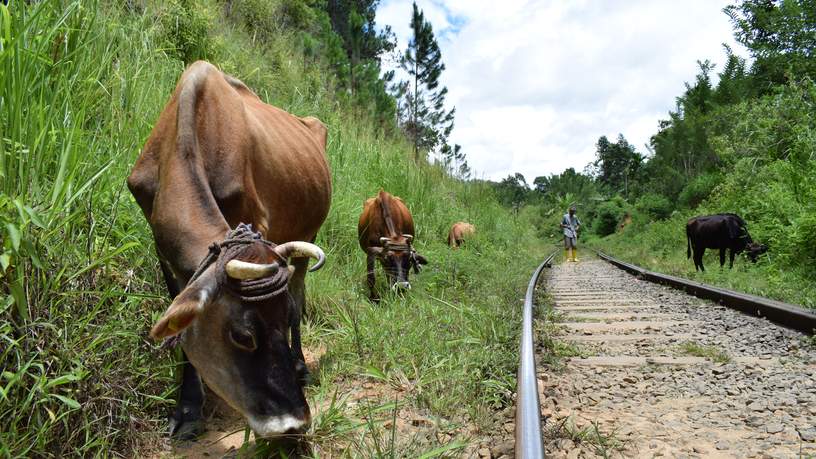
[127, 61, 331, 439]
[358, 190, 427, 299]
[448, 222, 475, 248]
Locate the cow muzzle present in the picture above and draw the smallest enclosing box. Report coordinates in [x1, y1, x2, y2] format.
[248, 413, 309, 438]
[391, 281, 411, 292]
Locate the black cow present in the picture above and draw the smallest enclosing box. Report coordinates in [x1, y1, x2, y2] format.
[686, 213, 767, 271]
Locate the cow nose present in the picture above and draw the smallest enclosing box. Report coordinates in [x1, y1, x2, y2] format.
[249, 411, 310, 438]
[392, 281, 411, 291]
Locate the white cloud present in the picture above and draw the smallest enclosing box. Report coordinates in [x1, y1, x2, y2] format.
[377, 0, 746, 181]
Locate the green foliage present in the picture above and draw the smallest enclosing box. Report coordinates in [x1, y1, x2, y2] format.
[725, 0, 816, 88]
[636, 193, 672, 220]
[494, 173, 531, 207]
[160, 0, 214, 63]
[678, 172, 721, 208]
[229, 0, 279, 41]
[593, 197, 627, 236]
[589, 134, 643, 199]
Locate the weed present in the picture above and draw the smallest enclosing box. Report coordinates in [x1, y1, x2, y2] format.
[679, 342, 731, 363]
[545, 416, 626, 458]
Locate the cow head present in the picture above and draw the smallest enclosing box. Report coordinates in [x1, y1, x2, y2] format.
[746, 242, 768, 262]
[367, 234, 428, 291]
[149, 240, 325, 438]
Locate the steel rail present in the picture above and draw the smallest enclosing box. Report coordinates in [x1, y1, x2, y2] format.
[515, 251, 557, 459]
[596, 250, 816, 335]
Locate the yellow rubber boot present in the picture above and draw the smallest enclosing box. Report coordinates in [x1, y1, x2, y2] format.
[564, 249, 570, 262]
[573, 248, 579, 262]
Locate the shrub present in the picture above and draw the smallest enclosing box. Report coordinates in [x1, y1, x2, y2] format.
[160, 0, 214, 63]
[594, 197, 627, 236]
[230, 0, 279, 42]
[678, 172, 721, 208]
[636, 193, 673, 220]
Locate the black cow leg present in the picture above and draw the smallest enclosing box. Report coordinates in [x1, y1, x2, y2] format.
[288, 257, 309, 385]
[719, 248, 726, 268]
[169, 352, 204, 440]
[366, 255, 379, 302]
[695, 248, 705, 272]
[159, 259, 202, 439]
[729, 250, 736, 268]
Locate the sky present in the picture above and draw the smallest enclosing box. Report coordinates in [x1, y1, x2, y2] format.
[376, 0, 747, 182]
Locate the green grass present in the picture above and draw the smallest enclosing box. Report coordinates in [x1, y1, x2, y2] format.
[590, 212, 816, 309]
[544, 417, 625, 459]
[0, 1, 548, 456]
[678, 342, 731, 364]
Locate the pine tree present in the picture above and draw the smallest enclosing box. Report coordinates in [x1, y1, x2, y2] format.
[397, 2, 455, 162]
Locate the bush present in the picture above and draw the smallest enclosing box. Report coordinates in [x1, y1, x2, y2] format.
[160, 0, 214, 63]
[594, 197, 627, 236]
[678, 172, 721, 208]
[636, 193, 673, 220]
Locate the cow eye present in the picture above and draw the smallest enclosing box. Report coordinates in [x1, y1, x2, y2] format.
[229, 328, 257, 352]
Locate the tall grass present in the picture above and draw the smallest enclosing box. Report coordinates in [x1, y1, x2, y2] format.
[0, 1, 547, 456]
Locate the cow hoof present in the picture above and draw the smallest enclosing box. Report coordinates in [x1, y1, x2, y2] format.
[169, 405, 204, 440]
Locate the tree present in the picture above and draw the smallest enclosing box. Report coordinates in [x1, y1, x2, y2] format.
[440, 142, 470, 179]
[533, 168, 593, 196]
[725, 0, 816, 90]
[495, 173, 530, 207]
[590, 135, 643, 199]
[324, 0, 396, 94]
[396, 2, 456, 162]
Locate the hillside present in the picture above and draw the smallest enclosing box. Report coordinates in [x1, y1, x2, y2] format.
[0, 1, 548, 456]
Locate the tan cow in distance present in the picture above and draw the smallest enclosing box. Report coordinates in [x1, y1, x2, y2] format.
[358, 190, 428, 300]
[448, 222, 475, 248]
[127, 61, 331, 439]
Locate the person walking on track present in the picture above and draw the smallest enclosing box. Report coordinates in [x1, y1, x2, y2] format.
[560, 205, 581, 262]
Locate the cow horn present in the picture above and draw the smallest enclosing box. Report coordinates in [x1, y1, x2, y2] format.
[403, 234, 413, 243]
[225, 260, 280, 280]
[273, 241, 326, 272]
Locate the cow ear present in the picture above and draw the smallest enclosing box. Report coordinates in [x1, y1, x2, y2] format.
[150, 266, 217, 340]
[415, 253, 428, 265]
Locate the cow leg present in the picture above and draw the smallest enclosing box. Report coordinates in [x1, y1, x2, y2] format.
[366, 254, 379, 302]
[159, 260, 203, 439]
[168, 352, 205, 440]
[719, 248, 726, 268]
[695, 248, 705, 272]
[729, 249, 736, 268]
[287, 257, 309, 385]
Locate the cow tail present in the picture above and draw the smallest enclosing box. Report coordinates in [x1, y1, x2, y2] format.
[686, 227, 691, 259]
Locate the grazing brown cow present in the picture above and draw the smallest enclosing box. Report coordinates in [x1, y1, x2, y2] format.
[127, 61, 331, 439]
[358, 190, 427, 299]
[447, 222, 475, 248]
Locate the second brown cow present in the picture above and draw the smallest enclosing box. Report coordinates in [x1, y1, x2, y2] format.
[358, 190, 427, 299]
[448, 221, 475, 248]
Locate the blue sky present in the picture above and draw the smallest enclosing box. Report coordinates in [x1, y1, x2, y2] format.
[377, 0, 747, 181]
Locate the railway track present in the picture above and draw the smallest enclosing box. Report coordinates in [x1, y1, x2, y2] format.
[536, 254, 816, 458]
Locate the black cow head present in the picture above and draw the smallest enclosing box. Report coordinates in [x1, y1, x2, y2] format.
[367, 234, 428, 291]
[745, 242, 768, 262]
